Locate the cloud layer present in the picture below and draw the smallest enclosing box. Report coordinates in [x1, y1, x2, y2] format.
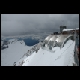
[1, 14, 79, 36]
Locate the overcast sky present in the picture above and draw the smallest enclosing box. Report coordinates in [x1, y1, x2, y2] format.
[1, 14, 79, 36]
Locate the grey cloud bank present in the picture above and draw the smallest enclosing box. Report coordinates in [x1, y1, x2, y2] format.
[1, 14, 79, 36]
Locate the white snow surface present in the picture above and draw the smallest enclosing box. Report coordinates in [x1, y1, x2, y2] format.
[63, 29, 74, 31]
[1, 37, 75, 66]
[21, 40, 75, 66]
[1, 40, 32, 66]
[3, 45, 8, 47]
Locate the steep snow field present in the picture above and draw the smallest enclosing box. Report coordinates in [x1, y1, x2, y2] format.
[1, 39, 32, 66]
[20, 40, 75, 66]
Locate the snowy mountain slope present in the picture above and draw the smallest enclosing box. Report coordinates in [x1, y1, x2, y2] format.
[1, 39, 32, 66]
[1, 35, 76, 66]
[18, 40, 75, 66]
[16, 42, 42, 66]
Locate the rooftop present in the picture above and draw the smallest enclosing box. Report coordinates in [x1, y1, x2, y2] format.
[63, 29, 74, 32]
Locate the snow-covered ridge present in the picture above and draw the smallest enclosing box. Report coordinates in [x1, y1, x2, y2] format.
[1, 33, 78, 66]
[15, 34, 76, 66]
[20, 40, 75, 66]
[1, 39, 32, 66]
[16, 42, 42, 66]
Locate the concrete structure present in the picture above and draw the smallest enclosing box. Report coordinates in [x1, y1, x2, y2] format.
[62, 28, 79, 35]
[60, 26, 67, 33]
[54, 32, 58, 35]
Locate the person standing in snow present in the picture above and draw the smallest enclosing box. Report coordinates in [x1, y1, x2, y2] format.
[34, 46, 36, 51]
[28, 50, 29, 53]
[35, 46, 37, 53]
[43, 43, 45, 47]
[36, 49, 37, 53]
[28, 50, 31, 55]
[30, 50, 31, 55]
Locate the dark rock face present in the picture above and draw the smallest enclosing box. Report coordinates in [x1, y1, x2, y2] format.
[1, 41, 8, 50]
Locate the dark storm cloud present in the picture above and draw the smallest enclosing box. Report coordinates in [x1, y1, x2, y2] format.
[1, 14, 79, 36]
